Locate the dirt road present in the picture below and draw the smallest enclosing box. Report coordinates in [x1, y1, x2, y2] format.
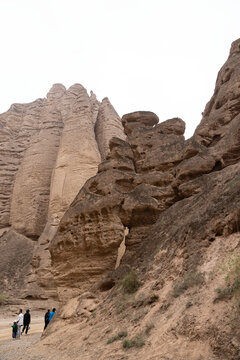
[0, 315, 43, 360]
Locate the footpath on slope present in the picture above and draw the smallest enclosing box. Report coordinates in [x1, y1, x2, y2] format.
[0, 315, 43, 360]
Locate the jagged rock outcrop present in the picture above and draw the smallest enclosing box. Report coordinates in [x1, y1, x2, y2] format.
[33, 38, 240, 360]
[49, 39, 240, 306]
[195, 38, 240, 148]
[0, 84, 124, 238]
[3, 38, 240, 360]
[0, 84, 124, 297]
[95, 97, 126, 160]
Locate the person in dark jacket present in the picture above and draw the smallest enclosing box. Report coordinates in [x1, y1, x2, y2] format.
[21, 309, 31, 334]
[44, 309, 50, 330]
[12, 321, 18, 339]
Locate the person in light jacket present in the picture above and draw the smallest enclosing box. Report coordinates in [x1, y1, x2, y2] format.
[16, 309, 23, 339]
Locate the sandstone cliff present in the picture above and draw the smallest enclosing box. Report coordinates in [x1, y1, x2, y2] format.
[0, 84, 124, 238]
[30, 38, 240, 359]
[0, 85, 125, 297]
[1, 38, 240, 360]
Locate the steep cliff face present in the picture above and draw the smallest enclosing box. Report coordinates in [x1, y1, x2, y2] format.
[95, 97, 126, 160]
[47, 84, 101, 220]
[0, 84, 124, 238]
[0, 85, 125, 298]
[38, 39, 240, 359]
[0, 99, 44, 229]
[10, 85, 65, 238]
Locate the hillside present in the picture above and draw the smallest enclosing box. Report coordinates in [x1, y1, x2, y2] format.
[1, 38, 240, 360]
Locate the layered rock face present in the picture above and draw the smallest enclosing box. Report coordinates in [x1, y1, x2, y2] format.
[0, 100, 44, 229]
[0, 230, 34, 296]
[50, 39, 240, 307]
[95, 97, 126, 160]
[47, 84, 101, 220]
[0, 84, 124, 238]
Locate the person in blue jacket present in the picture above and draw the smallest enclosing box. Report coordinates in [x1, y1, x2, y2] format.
[48, 308, 56, 322]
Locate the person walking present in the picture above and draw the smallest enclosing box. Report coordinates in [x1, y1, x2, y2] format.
[48, 308, 56, 323]
[16, 309, 23, 339]
[22, 309, 31, 334]
[44, 309, 50, 330]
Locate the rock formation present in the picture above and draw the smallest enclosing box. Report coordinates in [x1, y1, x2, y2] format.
[1, 38, 240, 360]
[47, 84, 101, 220]
[0, 84, 125, 296]
[0, 84, 124, 237]
[36, 38, 240, 359]
[95, 97, 126, 160]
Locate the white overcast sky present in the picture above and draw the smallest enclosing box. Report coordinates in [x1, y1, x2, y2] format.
[0, 0, 239, 138]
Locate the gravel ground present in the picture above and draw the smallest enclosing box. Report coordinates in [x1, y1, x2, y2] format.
[0, 332, 42, 360]
[0, 314, 44, 360]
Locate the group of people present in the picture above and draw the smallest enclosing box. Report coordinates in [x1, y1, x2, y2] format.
[44, 308, 56, 330]
[12, 308, 56, 339]
[12, 309, 31, 339]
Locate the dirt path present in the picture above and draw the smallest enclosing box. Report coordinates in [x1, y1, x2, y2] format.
[0, 316, 43, 360]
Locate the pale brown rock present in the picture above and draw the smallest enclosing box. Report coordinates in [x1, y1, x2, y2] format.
[194, 38, 240, 147]
[0, 84, 124, 239]
[49, 113, 183, 300]
[122, 110, 159, 135]
[2, 38, 240, 360]
[0, 99, 44, 228]
[23, 215, 60, 300]
[0, 230, 34, 296]
[95, 98, 125, 160]
[49, 40, 240, 308]
[48, 84, 101, 220]
[10, 85, 65, 237]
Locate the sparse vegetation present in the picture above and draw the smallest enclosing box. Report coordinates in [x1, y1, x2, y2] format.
[91, 310, 96, 318]
[186, 300, 193, 309]
[133, 291, 159, 307]
[0, 293, 6, 305]
[122, 270, 140, 294]
[107, 330, 128, 344]
[133, 308, 147, 322]
[214, 287, 232, 301]
[215, 254, 240, 301]
[122, 333, 145, 349]
[145, 322, 154, 335]
[115, 299, 126, 314]
[172, 271, 205, 297]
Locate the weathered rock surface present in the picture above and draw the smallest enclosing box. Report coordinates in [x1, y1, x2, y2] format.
[49, 39, 240, 311]
[0, 100, 44, 229]
[23, 215, 60, 300]
[0, 84, 124, 297]
[10, 85, 65, 237]
[95, 97, 126, 160]
[28, 38, 240, 360]
[0, 229, 34, 295]
[48, 84, 101, 220]
[0, 84, 124, 239]
[2, 38, 240, 360]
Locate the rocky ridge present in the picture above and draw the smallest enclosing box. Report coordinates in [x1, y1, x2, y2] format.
[31, 38, 240, 359]
[0, 39, 240, 360]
